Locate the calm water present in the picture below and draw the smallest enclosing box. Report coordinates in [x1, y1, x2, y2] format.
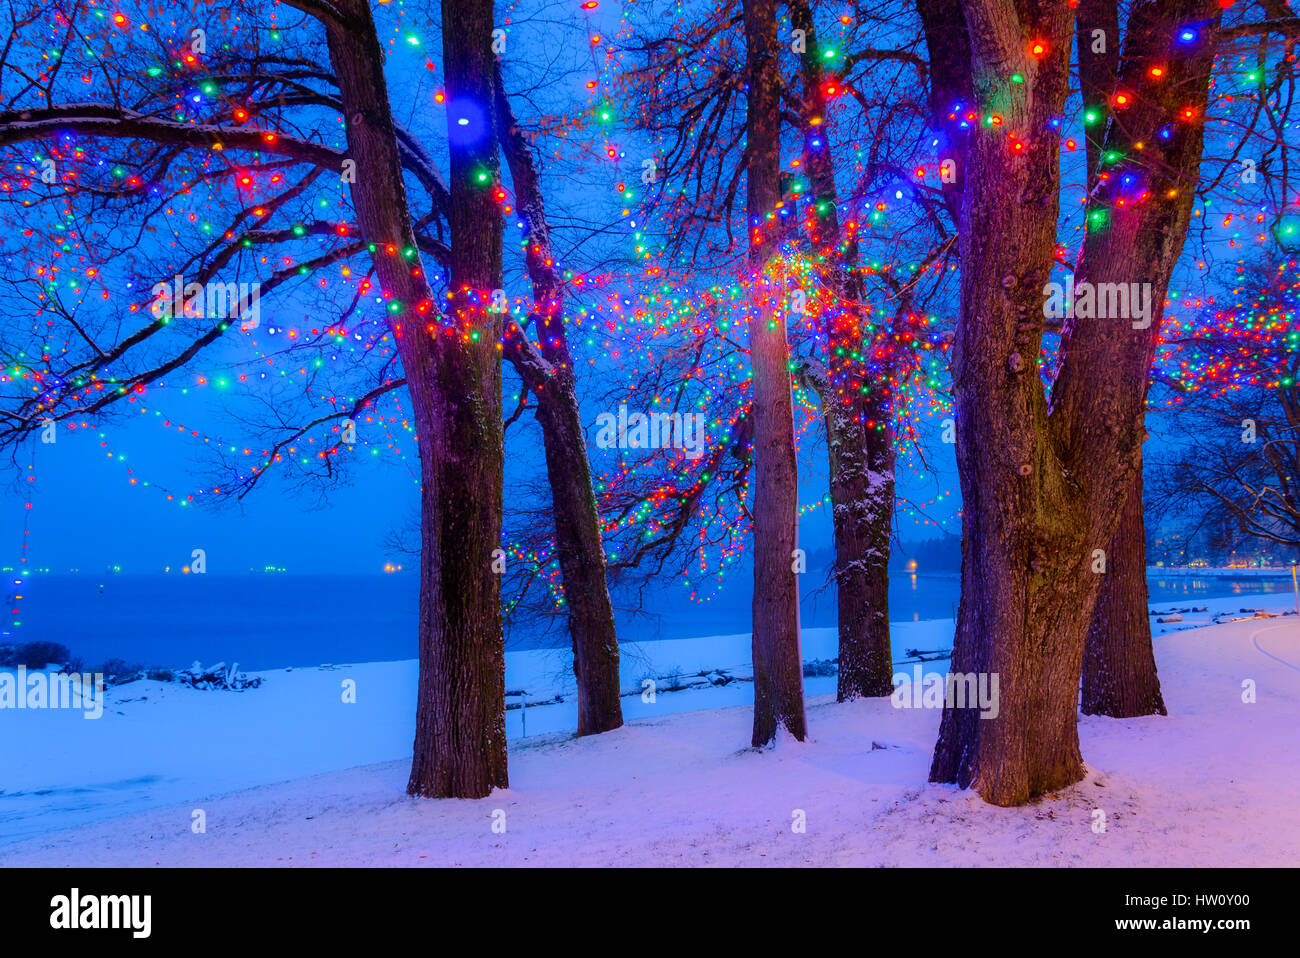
[4, 572, 1292, 671]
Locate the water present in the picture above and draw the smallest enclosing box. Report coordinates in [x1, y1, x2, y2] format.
[876, 571, 1295, 618]
[1146, 574, 1293, 603]
[7, 575, 414, 671]
[5, 571, 1293, 671]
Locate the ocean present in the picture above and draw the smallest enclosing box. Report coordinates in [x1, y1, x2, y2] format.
[4, 571, 1293, 671]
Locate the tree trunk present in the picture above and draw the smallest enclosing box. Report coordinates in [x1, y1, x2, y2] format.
[744, 0, 806, 746]
[1083, 462, 1166, 716]
[926, 0, 1081, 806]
[916, 0, 972, 224]
[789, 0, 894, 699]
[831, 398, 897, 699]
[1076, 0, 1165, 720]
[1075, 0, 1120, 194]
[929, 0, 1219, 805]
[532, 389, 624, 733]
[800, 365, 895, 699]
[322, 0, 508, 798]
[492, 66, 623, 736]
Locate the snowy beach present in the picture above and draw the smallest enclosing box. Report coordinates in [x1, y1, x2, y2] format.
[2, 592, 1296, 867]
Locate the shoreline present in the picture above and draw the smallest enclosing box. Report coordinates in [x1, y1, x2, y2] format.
[2, 601, 1297, 866]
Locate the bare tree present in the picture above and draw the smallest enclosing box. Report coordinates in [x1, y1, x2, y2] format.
[1150, 255, 1300, 555]
[493, 61, 624, 735]
[617, 0, 957, 703]
[0, 0, 511, 797]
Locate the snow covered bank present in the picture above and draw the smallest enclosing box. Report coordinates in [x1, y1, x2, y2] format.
[2, 602, 1297, 866]
[0, 620, 950, 844]
[1148, 591, 1299, 633]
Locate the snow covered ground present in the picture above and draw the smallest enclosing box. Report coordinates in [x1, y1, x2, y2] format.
[1, 593, 1297, 866]
[0, 619, 950, 844]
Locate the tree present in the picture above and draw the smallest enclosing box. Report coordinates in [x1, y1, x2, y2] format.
[397, 0, 508, 797]
[0, 0, 640, 779]
[615, 0, 956, 705]
[0, 0, 511, 797]
[1083, 448, 1168, 717]
[1079, 0, 1300, 718]
[927, 0, 1222, 805]
[782, 0, 957, 699]
[743, 0, 807, 745]
[493, 61, 623, 736]
[1150, 255, 1300, 555]
[1074, 0, 1162, 720]
[789, 0, 894, 699]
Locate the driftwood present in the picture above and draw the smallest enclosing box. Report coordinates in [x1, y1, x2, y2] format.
[901, 648, 952, 663]
[617, 669, 747, 699]
[174, 661, 262, 691]
[504, 689, 565, 710]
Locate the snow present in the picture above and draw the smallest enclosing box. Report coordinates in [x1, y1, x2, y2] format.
[0, 620, 951, 844]
[1147, 589, 1300, 634]
[1, 599, 1296, 866]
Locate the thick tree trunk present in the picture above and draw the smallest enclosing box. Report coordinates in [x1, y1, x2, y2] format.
[927, 0, 1082, 806]
[321, 0, 508, 798]
[492, 66, 623, 736]
[790, 0, 894, 699]
[744, 0, 806, 746]
[930, 0, 1219, 805]
[1083, 463, 1166, 716]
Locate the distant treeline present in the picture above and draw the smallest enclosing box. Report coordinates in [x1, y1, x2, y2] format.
[1148, 513, 1300, 568]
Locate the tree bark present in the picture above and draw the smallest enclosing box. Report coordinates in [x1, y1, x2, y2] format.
[744, 0, 807, 746]
[320, 0, 508, 798]
[532, 388, 624, 734]
[1083, 461, 1166, 716]
[1076, 0, 1165, 720]
[492, 66, 623, 736]
[790, 0, 894, 700]
[834, 398, 896, 699]
[916, 0, 973, 224]
[929, 0, 1219, 805]
[1075, 0, 1120, 194]
[928, 0, 1081, 806]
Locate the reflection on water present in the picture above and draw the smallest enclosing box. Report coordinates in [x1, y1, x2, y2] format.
[1148, 576, 1291, 601]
